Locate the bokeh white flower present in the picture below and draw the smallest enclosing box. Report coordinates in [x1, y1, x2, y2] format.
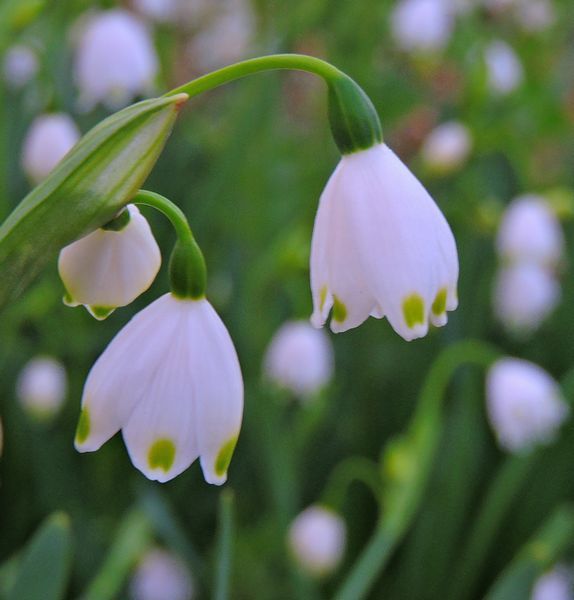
[515, 0, 555, 33]
[16, 357, 68, 421]
[133, 0, 179, 23]
[21, 113, 80, 184]
[130, 548, 194, 600]
[485, 40, 524, 96]
[288, 505, 346, 578]
[493, 263, 560, 335]
[74, 9, 158, 110]
[264, 320, 334, 398]
[420, 121, 472, 174]
[75, 293, 243, 484]
[486, 358, 569, 453]
[311, 143, 458, 341]
[390, 0, 454, 53]
[58, 205, 161, 320]
[532, 566, 572, 600]
[3, 45, 38, 89]
[496, 195, 564, 269]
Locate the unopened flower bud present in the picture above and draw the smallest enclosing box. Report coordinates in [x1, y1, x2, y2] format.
[486, 358, 569, 453]
[264, 321, 334, 398]
[485, 40, 524, 96]
[130, 548, 194, 600]
[3, 45, 38, 89]
[21, 113, 80, 184]
[16, 357, 67, 421]
[288, 505, 346, 577]
[532, 566, 572, 600]
[420, 121, 472, 174]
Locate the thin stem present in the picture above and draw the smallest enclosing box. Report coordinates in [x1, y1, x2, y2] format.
[335, 340, 501, 600]
[165, 54, 344, 100]
[322, 456, 382, 510]
[214, 490, 235, 600]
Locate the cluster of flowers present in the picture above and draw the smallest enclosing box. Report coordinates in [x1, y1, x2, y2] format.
[493, 194, 565, 336]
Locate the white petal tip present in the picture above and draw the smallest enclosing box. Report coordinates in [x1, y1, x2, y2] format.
[87, 305, 116, 320]
[430, 313, 448, 328]
[310, 313, 326, 329]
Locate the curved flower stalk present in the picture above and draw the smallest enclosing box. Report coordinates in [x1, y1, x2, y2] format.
[75, 191, 243, 484]
[58, 204, 161, 319]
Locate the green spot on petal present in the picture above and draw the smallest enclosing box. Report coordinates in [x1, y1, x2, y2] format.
[214, 436, 238, 478]
[431, 288, 447, 316]
[87, 305, 115, 320]
[148, 439, 176, 472]
[63, 291, 79, 307]
[332, 295, 347, 323]
[403, 294, 425, 328]
[319, 286, 328, 311]
[75, 408, 90, 444]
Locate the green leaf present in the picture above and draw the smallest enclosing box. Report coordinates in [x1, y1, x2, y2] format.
[0, 93, 187, 313]
[7, 512, 72, 600]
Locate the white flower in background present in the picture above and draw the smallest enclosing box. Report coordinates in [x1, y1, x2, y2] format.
[311, 143, 458, 341]
[485, 40, 524, 96]
[74, 9, 158, 110]
[390, 0, 454, 53]
[58, 205, 161, 320]
[288, 505, 346, 578]
[21, 113, 80, 184]
[486, 358, 569, 453]
[133, 0, 179, 23]
[16, 357, 68, 420]
[3, 45, 38, 89]
[75, 293, 243, 484]
[493, 264, 560, 335]
[515, 0, 556, 32]
[186, 0, 255, 72]
[130, 548, 194, 600]
[496, 195, 564, 269]
[263, 321, 334, 397]
[420, 121, 473, 174]
[532, 566, 572, 600]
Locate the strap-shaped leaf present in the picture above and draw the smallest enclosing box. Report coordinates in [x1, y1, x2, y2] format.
[0, 93, 187, 311]
[7, 512, 73, 600]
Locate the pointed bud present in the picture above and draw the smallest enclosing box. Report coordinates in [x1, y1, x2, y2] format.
[0, 93, 187, 312]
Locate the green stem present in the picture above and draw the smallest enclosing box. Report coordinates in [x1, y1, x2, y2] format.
[132, 189, 206, 299]
[335, 340, 501, 600]
[165, 54, 344, 99]
[214, 490, 235, 600]
[322, 456, 381, 510]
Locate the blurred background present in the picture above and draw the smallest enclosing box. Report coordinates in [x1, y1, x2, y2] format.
[1, 0, 574, 598]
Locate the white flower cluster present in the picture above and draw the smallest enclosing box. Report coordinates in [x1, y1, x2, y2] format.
[493, 194, 564, 336]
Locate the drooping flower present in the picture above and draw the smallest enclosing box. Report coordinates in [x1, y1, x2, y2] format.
[493, 263, 560, 335]
[310, 142, 458, 341]
[75, 293, 243, 484]
[58, 205, 161, 319]
[486, 358, 569, 453]
[390, 0, 454, 53]
[496, 195, 564, 269]
[21, 113, 80, 184]
[3, 45, 38, 89]
[420, 121, 472, 174]
[484, 40, 524, 96]
[263, 320, 334, 398]
[532, 566, 572, 600]
[129, 548, 194, 600]
[74, 9, 158, 110]
[288, 505, 346, 578]
[16, 356, 68, 421]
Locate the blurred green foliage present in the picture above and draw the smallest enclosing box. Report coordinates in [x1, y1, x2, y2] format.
[1, 0, 574, 598]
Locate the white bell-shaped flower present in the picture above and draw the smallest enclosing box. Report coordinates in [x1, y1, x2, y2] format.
[310, 143, 458, 341]
[16, 357, 68, 421]
[485, 40, 524, 96]
[58, 205, 161, 319]
[516, 0, 555, 33]
[496, 194, 564, 269]
[288, 505, 346, 578]
[21, 113, 80, 184]
[3, 45, 38, 89]
[532, 566, 572, 600]
[129, 548, 194, 600]
[263, 320, 334, 398]
[493, 263, 560, 335]
[390, 0, 454, 53]
[486, 358, 569, 453]
[420, 121, 473, 174]
[75, 293, 243, 484]
[74, 9, 158, 110]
